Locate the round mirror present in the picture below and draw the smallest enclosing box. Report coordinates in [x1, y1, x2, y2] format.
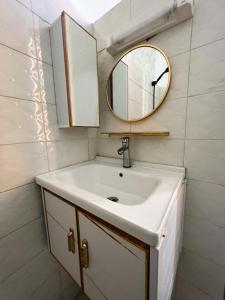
[106, 45, 171, 122]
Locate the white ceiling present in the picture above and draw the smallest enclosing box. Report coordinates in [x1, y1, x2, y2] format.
[73, 0, 121, 23]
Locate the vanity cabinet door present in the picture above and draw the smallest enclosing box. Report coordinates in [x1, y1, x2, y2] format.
[44, 191, 81, 285]
[78, 210, 149, 300]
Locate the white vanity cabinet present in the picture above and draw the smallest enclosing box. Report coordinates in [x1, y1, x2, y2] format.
[41, 184, 185, 300]
[50, 11, 99, 128]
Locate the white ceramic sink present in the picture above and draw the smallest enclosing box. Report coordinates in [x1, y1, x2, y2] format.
[36, 156, 185, 246]
[54, 162, 159, 205]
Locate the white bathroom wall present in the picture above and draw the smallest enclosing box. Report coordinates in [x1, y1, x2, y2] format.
[0, 0, 96, 299]
[94, 0, 225, 299]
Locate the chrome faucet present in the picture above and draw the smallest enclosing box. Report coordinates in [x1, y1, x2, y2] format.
[117, 137, 131, 168]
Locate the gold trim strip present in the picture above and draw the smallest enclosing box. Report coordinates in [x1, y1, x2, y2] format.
[101, 131, 170, 137]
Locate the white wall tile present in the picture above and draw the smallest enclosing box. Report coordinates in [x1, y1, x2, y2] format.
[149, 20, 192, 57]
[184, 140, 225, 185]
[17, 0, 31, 10]
[88, 128, 98, 139]
[88, 138, 97, 160]
[47, 139, 89, 170]
[131, 98, 187, 139]
[0, 0, 35, 57]
[192, 0, 225, 49]
[38, 61, 55, 104]
[98, 137, 122, 159]
[33, 14, 52, 65]
[0, 183, 42, 239]
[132, 138, 184, 166]
[0, 96, 45, 144]
[31, 0, 89, 27]
[176, 276, 214, 300]
[186, 92, 225, 139]
[186, 180, 225, 229]
[130, 0, 172, 20]
[98, 49, 117, 82]
[189, 39, 225, 96]
[166, 52, 190, 100]
[93, 0, 130, 51]
[31, 0, 65, 24]
[183, 215, 225, 268]
[100, 110, 130, 133]
[0, 250, 59, 300]
[0, 218, 46, 282]
[0, 142, 48, 192]
[178, 249, 225, 300]
[42, 103, 87, 141]
[0, 44, 40, 101]
[30, 270, 61, 300]
[99, 79, 110, 112]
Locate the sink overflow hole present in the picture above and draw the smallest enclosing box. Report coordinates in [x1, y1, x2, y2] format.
[107, 196, 119, 202]
[119, 173, 123, 177]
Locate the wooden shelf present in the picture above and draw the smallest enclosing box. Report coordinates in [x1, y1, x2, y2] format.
[101, 131, 170, 137]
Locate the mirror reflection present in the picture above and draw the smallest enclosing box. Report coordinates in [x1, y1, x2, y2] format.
[107, 45, 171, 121]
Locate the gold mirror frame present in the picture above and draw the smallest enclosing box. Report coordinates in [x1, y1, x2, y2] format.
[106, 44, 171, 123]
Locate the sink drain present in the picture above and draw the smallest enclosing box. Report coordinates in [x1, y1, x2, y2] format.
[107, 196, 119, 202]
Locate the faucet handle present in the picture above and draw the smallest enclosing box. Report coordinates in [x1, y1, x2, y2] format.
[120, 136, 129, 143]
[118, 136, 131, 168]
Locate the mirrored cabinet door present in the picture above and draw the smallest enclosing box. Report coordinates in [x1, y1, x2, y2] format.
[51, 11, 99, 128]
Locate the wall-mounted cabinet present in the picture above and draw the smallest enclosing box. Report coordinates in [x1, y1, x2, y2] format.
[51, 12, 99, 128]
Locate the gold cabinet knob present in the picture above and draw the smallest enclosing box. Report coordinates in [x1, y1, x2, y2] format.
[67, 228, 75, 253]
[81, 239, 89, 268]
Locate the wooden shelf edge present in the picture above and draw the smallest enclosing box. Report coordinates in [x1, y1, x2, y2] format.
[101, 131, 170, 137]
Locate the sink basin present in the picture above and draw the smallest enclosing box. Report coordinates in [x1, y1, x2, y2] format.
[54, 163, 159, 205]
[36, 156, 185, 246]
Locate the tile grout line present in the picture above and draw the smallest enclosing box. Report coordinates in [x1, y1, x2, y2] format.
[0, 249, 48, 284]
[0, 41, 53, 67]
[0, 181, 37, 194]
[191, 35, 225, 52]
[0, 137, 88, 147]
[176, 275, 217, 300]
[0, 93, 55, 105]
[0, 216, 43, 242]
[182, 17, 194, 167]
[185, 177, 225, 186]
[182, 248, 225, 272]
[184, 213, 225, 230]
[25, 269, 61, 300]
[16, 0, 51, 25]
[187, 177, 225, 187]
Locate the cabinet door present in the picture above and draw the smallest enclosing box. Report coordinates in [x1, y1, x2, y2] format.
[64, 12, 99, 127]
[78, 211, 149, 300]
[44, 191, 81, 285]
